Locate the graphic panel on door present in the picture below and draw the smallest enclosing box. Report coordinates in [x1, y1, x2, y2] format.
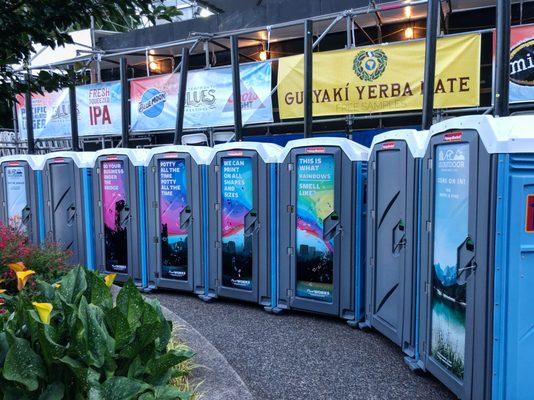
[159, 159, 188, 280]
[101, 160, 128, 273]
[5, 166, 28, 232]
[431, 143, 470, 380]
[221, 157, 253, 290]
[295, 154, 335, 302]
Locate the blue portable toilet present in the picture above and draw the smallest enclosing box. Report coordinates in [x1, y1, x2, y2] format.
[41, 151, 96, 269]
[203, 142, 282, 307]
[0, 154, 45, 244]
[276, 137, 368, 322]
[418, 115, 534, 400]
[145, 145, 212, 294]
[362, 129, 430, 363]
[92, 148, 149, 286]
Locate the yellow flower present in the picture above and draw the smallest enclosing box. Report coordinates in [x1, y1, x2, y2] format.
[16, 270, 35, 291]
[54, 283, 61, 289]
[104, 273, 117, 288]
[0, 289, 6, 294]
[7, 262, 26, 272]
[32, 302, 53, 325]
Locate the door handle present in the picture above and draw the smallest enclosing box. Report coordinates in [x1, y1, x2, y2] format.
[456, 236, 476, 285]
[323, 211, 342, 241]
[179, 205, 192, 230]
[119, 205, 131, 229]
[67, 204, 76, 224]
[244, 210, 259, 237]
[392, 219, 406, 254]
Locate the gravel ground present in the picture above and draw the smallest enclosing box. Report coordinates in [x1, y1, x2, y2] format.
[150, 291, 455, 400]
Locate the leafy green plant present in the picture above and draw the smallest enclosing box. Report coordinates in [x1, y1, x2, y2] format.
[0, 266, 194, 399]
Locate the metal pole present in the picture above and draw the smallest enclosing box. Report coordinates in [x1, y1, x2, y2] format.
[69, 67, 80, 151]
[25, 72, 35, 154]
[230, 35, 243, 141]
[494, 0, 511, 117]
[174, 47, 190, 145]
[421, 0, 440, 130]
[304, 19, 313, 138]
[119, 57, 130, 148]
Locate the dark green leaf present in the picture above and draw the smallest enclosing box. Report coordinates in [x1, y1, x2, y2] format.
[58, 266, 87, 305]
[2, 335, 46, 391]
[38, 381, 65, 400]
[115, 279, 144, 330]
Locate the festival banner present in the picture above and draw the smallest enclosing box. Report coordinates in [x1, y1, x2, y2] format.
[277, 33, 481, 119]
[16, 89, 71, 139]
[16, 81, 122, 139]
[76, 81, 122, 136]
[493, 24, 534, 103]
[130, 62, 273, 132]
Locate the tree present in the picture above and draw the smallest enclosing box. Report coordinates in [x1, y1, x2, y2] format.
[0, 1, 181, 128]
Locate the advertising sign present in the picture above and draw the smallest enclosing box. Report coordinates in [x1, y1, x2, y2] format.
[158, 159, 189, 280]
[295, 154, 335, 302]
[278, 34, 481, 118]
[494, 24, 534, 103]
[4, 166, 28, 231]
[16, 81, 122, 139]
[221, 157, 253, 290]
[76, 82, 122, 136]
[101, 160, 128, 274]
[130, 62, 273, 132]
[431, 143, 470, 380]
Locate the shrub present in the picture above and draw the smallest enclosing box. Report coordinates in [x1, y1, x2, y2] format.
[0, 266, 194, 399]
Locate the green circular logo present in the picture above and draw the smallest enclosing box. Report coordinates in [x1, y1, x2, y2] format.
[353, 49, 388, 82]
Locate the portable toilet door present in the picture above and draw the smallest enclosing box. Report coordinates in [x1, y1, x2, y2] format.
[205, 142, 282, 306]
[0, 155, 45, 244]
[41, 152, 95, 268]
[418, 115, 534, 400]
[277, 138, 368, 321]
[93, 149, 149, 286]
[363, 130, 429, 361]
[146, 145, 212, 293]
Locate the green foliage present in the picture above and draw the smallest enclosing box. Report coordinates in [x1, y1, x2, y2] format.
[0, 266, 194, 399]
[0, 1, 182, 110]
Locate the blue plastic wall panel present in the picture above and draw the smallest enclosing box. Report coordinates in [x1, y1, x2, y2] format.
[493, 154, 534, 400]
[201, 165, 209, 296]
[414, 158, 423, 362]
[35, 171, 45, 245]
[270, 164, 278, 309]
[354, 161, 367, 320]
[82, 169, 95, 271]
[137, 167, 148, 288]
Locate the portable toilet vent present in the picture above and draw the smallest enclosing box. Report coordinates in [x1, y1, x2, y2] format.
[204, 142, 282, 307]
[362, 129, 430, 362]
[41, 151, 96, 268]
[92, 148, 149, 287]
[277, 137, 368, 322]
[0, 154, 45, 244]
[145, 145, 212, 293]
[418, 115, 534, 400]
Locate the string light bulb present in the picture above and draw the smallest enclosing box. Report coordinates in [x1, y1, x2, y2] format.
[259, 50, 268, 61]
[404, 27, 414, 39]
[404, 5, 412, 18]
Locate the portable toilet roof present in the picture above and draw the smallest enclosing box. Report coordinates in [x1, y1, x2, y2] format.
[41, 151, 96, 168]
[93, 148, 150, 166]
[369, 129, 430, 159]
[147, 145, 213, 165]
[430, 115, 534, 154]
[279, 137, 369, 162]
[208, 141, 283, 164]
[0, 154, 46, 170]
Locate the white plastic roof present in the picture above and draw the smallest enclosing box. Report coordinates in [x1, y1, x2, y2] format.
[207, 142, 283, 164]
[147, 145, 213, 165]
[0, 154, 46, 170]
[369, 129, 430, 159]
[430, 115, 534, 154]
[279, 137, 369, 162]
[93, 148, 150, 166]
[41, 151, 96, 168]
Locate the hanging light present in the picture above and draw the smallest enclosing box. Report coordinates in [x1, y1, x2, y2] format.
[404, 26, 414, 39]
[259, 50, 268, 61]
[404, 5, 412, 18]
[199, 7, 212, 18]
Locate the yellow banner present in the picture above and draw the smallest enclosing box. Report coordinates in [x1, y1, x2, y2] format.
[277, 34, 481, 119]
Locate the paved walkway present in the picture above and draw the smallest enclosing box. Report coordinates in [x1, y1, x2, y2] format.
[150, 291, 454, 400]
